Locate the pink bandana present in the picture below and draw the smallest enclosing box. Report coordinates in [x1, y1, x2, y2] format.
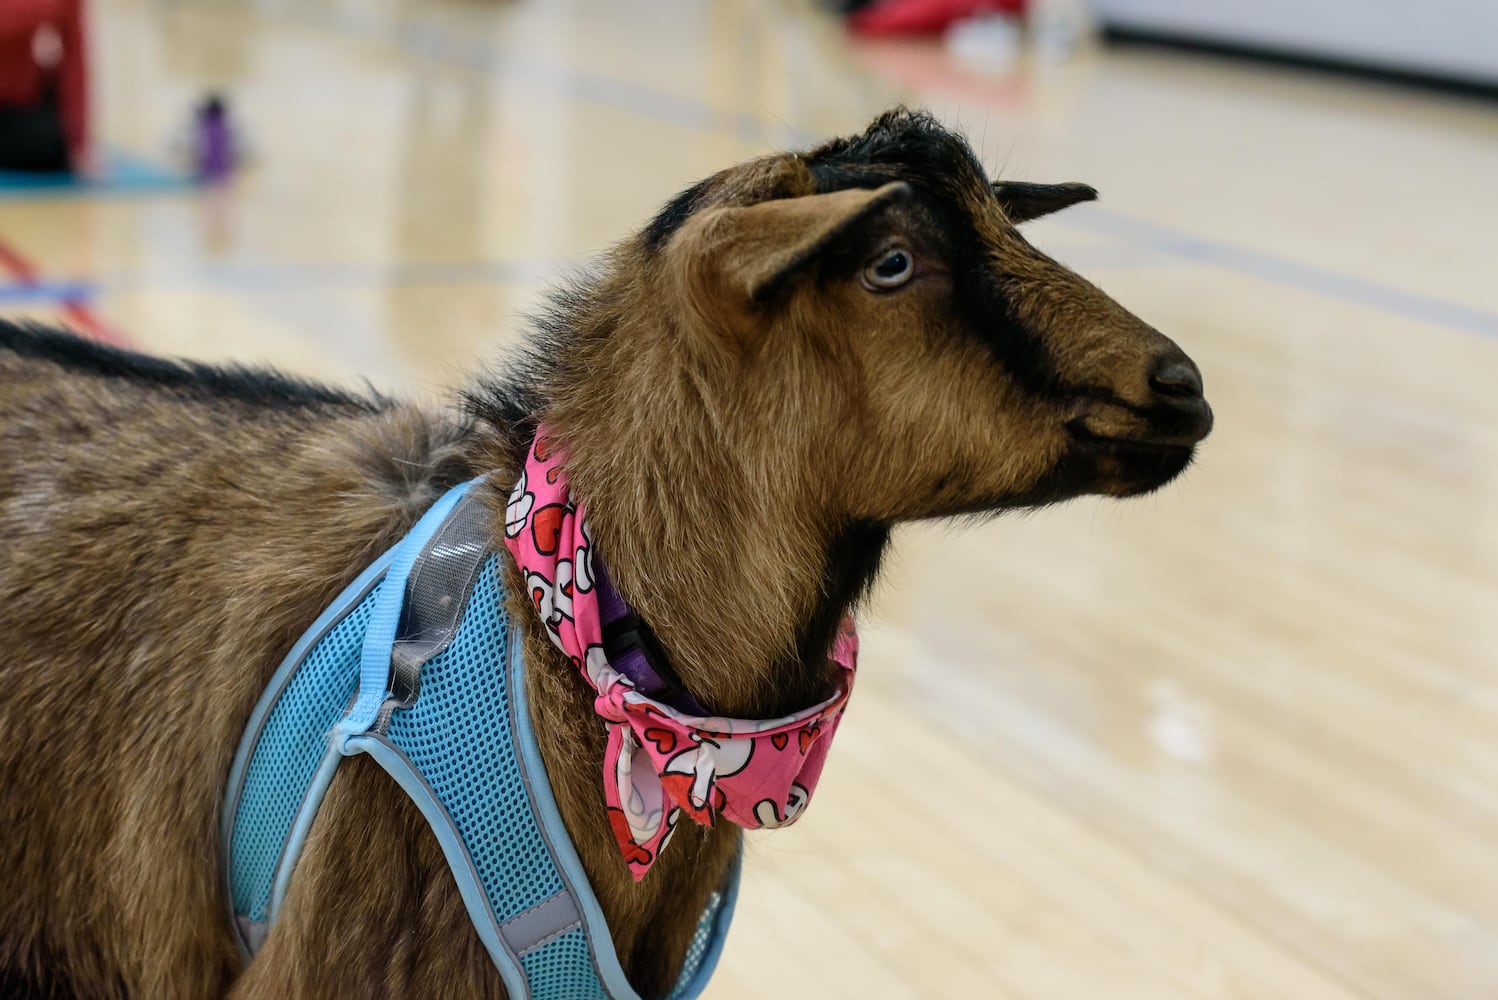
[503, 430, 857, 880]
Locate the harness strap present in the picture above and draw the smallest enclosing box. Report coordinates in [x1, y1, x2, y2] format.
[222, 477, 738, 1000]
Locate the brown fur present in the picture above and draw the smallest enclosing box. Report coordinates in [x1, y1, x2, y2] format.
[0, 110, 1209, 999]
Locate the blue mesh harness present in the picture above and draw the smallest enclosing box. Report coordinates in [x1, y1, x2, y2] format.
[220, 478, 738, 999]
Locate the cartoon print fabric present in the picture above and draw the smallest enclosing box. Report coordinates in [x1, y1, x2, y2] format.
[504, 429, 858, 880]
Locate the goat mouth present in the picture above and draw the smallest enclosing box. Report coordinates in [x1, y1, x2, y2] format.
[1067, 422, 1198, 455]
[1066, 422, 1198, 496]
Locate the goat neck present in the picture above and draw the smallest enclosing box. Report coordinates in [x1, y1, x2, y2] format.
[536, 309, 878, 721]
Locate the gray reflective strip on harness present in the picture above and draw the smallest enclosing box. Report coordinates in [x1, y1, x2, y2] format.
[501, 892, 583, 955]
[382, 489, 494, 720]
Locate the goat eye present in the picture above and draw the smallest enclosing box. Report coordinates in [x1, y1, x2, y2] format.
[862, 247, 914, 290]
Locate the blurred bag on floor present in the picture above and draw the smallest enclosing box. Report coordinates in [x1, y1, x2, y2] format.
[0, 0, 88, 173]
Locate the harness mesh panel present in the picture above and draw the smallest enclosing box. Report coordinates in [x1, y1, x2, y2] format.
[385, 555, 565, 919]
[228, 537, 733, 997]
[520, 927, 608, 1000]
[229, 579, 379, 921]
[667, 889, 726, 1000]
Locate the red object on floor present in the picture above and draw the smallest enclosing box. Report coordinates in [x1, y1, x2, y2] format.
[0, 0, 89, 170]
[0, 233, 125, 347]
[848, 0, 1027, 37]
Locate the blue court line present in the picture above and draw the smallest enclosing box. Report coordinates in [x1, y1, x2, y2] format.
[94, 258, 565, 295]
[1059, 208, 1498, 339]
[1040, 241, 1180, 272]
[0, 148, 194, 200]
[0, 280, 95, 303]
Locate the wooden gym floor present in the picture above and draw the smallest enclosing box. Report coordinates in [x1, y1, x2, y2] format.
[3, 2, 1497, 997]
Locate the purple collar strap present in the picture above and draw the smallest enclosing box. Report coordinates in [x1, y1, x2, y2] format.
[593, 562, 709, 716]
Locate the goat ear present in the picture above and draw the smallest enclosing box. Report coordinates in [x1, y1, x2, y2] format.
[992, 181, 1097, 223]
[695, 181, 912, 306]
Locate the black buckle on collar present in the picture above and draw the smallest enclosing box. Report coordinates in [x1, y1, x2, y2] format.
[601, 612, 693, 705]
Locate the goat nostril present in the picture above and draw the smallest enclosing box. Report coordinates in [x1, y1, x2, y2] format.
[1149, 359, 1203, 400]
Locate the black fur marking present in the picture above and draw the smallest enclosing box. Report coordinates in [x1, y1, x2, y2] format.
[807, 110, 991, 195]
[782, 519, 890, 715]
[463, 373, 538, 452]
[0, 322, 386, 412]
[955, 251, 1057, 395]
[991, 181, 1098, 224]
[642, 176, 714, 252]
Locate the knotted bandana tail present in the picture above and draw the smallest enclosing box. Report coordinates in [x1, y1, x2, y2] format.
[503, 429, 857, 880]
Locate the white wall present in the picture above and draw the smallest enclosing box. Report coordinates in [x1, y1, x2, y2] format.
[1092, 0, 1498, 87]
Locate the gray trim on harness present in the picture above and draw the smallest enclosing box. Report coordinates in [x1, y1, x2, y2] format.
[502, 893, 583, 956]
[235, 916, 267, 955]
[385, 492, 494, 714]
[268, 743, 342, 927]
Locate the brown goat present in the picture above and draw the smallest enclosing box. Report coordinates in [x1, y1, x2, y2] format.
[0, 109, 1210, 999]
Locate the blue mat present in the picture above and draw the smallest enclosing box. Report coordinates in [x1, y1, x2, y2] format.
[0, 281, 95, 303]
[0, 148, 195, 199]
